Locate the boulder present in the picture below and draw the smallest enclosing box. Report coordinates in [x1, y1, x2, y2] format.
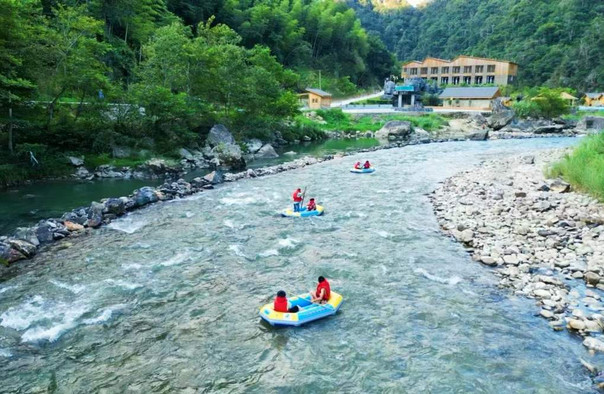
[74, 166, 91, 179]
[255, 144, 279, 159]
[104, 198, 126, 216]
[178, 148, 194, 160]
[206, 124, 235, 147]
[577, 116, 604, 132]
[533, 124, 566, 134]
[64, 221, 84, 231]
[0, 241, 25, 264]
[203, 171, 224, 185]
[487, 100, 515, 130]
[133, 186, 159, 207]
[585, 272, 601, 286]
[67, 156, 84, 166]
[569, 319, 586, 330]
[375, 121, 412, 141]
[412, 128, 431, 143]
[13, 227, 40, 246]
[211, 143, 246, 171]
[467, 130, 489, 141]
[245, 139, 263, 154]
[35, 222, 56, 243]
[548, 179, 570, 193]
[8, 239, 36, 258]
[584, 337, 604, 353]
[86, 201, 104, 228]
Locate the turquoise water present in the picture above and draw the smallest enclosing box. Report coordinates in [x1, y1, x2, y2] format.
[0, 137, 600, 392]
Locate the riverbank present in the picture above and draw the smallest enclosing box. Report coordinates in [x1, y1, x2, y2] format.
[430, 149, 604, 363]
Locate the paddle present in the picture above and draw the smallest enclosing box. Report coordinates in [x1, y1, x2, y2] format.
[300, 185, 308, 208]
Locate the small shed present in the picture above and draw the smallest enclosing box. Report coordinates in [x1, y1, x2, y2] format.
[585, 92, 604, 107]
[439, 87, 501, 109]
[299, 88, 332, 110]
[560, 92, 578, 107]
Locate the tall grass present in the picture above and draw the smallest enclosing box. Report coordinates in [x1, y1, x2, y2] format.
[548, 132, 604, 200]
[308, 109, 448, 132]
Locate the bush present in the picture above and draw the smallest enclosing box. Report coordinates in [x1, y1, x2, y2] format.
[549, 132, 604, 200]
[512, 100, 541, 118]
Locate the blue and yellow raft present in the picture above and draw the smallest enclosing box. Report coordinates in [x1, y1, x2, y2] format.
[350, 167, 375, 174]
[281, 205, 324, 218]
[259, 292, 343, 326]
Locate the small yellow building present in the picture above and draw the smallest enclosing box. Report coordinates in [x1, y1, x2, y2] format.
[299, 88, 332, 110]
[560, 92, 578, 107]
[439, 86, 501, 109]
[585, 92, 604, 107]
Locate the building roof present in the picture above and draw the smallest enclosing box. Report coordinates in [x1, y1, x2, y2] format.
[560, 92, 578, 100]
[403, 55, 517, 67]
[586, 92, 604, 99]
[305, 88, 332, 97]
[439, 87, 500, 99]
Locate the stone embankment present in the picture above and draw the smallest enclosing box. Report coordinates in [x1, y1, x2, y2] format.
[430, 150, 604, 358]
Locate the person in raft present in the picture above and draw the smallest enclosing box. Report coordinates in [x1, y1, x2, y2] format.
[274, 290, 300, 313]
[363, 160, 371, 169]
[354, 161, 362, 169]
[292, 188, 303, 212]
[307, 198, 317, 211]
[310, 276, 331, 303]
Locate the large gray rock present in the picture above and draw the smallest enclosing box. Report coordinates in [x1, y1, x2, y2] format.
[86, 201, 105, 228]
[203, 171, 224, 185]
[245, 139, 263, 153]
[35, 222, 55, 243]
[104, 198, 126, 215]
[178, 148, 194, 160]
[548, 179, 571, 193]
[8, 239, 36, 258]
[133, 186, 159, 207]
[488, 109, 515, 130]
[206, 124, 235, 147]
[67, 156, 84, 166]
[467, 130, 489, 141]
[211, 143, 246, 170]
[577, 116, 604, 132]
[375, 121, 412, 141]
[255, 144, 279, 159]
[533, 124, 566, 134]
[0, 241, 25, 264]
[13, 227, 40, 247]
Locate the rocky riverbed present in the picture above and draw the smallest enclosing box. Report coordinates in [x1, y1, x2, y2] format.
[430, 149, 604, 368]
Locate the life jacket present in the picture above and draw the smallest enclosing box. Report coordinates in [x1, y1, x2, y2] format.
[354, 162, 361, 169]
[307, 201, 316, 211]
[292, 190, 302, 202]
[274, 296, 288, 312]
[315, 280, 331, 301]
[363, 162, 371, 169]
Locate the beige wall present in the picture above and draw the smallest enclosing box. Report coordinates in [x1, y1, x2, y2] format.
[402, 56, 518, 86]
[442, 98, 493, 109]
[302, 93, 331, 109]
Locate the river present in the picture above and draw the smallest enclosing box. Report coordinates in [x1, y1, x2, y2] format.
[0, 137, 599, 393]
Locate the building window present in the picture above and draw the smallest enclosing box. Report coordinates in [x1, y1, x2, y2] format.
[441, 67, 449, 74]
[464, 66, 472, 73]
[463, 76, 472, 84]
[410, 68, 418, 75]
[475, 65, 484, 73]
[452, 66, 460, 74]
[431, 77, 438, 82]
[403, 68, 408, 73]
[487, 65, 496, 72]
[452, 76, 460, 85]
[475, 76, 483, 84]
[420, 67, 428, 74]
[441, 76, 449, 85]
[486, 75, 495, 84]
[431, 67, 439, 74]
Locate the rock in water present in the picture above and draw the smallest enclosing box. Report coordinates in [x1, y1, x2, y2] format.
[584, 337, 604, 353]
[86, 201, 105, 228]
[203, 171, 224, 185]
[206, 124, 235, 147]
[375, 121, 412, 141]
[104, 198, 126, 215]
[178, 148, 194, 160]
[13, 227, 40, 246]
[245, 139, 263, 153]
[133, 187, 159, 207]
[67, 156, 84, 166]
[255, 144, 279, 159]
[8, 239, 36, 258]
[487, 99, 515, 130]
[211, 143, 246, 170]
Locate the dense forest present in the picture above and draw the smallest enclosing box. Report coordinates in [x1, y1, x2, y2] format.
[0, 0, 395, 183]
[349, 0, 604, 91]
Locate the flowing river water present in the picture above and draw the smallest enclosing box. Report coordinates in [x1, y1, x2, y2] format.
[0, 137, 600, 393]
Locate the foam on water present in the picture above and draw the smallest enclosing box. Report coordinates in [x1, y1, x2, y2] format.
[0, 285, 16, 295]
[229, 245, 249, 259]
[83, 304, 128, 325]
[21, 303, 90, 343]
[0, 296, 51, 330]
[259, 249, 279, 257]
[0, 348, 12, 357]
[375, 230, 392, 238]
[278, 238, 298, 249]
[122, 263, 143, 270]
[220, 196, 258, 206]
[160, 251, 191, 267]
[107, 217, 148, 234]
[104, 279, 142, 290]
[414, 268, 462, 286]
[49, 280, 86, 294]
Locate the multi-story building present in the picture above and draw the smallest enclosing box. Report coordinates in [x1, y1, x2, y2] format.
[402, 55, 518, 86]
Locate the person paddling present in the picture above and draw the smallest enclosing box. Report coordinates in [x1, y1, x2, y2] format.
[363, 160, 371, 169]
[310, 276, 331, 303]
[292, 188, 303, 212]
[307, 198, 317, 211]
[354, 161, 362, 169]
[274, 290, 299, 313]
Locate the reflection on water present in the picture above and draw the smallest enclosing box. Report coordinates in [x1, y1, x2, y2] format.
[0, 138, 599, 393]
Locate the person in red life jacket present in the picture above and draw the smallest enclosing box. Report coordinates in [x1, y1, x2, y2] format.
[273, 290, 299, 313]
[363, 160, 371, 169]
[307, 198, 316, 211]
[310, 276, 331, 303]
[354, 161, 362, 169]
[292, 188, 303, 212]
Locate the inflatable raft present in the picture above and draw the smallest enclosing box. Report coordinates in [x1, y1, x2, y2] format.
[281, 205, 324, 217]
[350, 167, 375, 174]
[259, 291, 344, 326]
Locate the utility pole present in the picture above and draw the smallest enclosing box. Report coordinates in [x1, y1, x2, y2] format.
[318, 70, 322, 90]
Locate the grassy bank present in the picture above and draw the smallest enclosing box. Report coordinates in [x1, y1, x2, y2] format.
[548, 132, 604, 200]
[299, 109, 448, 133]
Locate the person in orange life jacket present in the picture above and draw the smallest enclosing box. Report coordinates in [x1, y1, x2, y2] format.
[310, 276, 331, 303]
[354, 161, 362, 169]
[307, 198, 316, 211]
[292, 188, 303, 212]
[363, 160, 371, 169]
[274, 290, 300, 313]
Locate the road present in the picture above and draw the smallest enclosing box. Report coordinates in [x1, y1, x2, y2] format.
[331, 91, 384, 107]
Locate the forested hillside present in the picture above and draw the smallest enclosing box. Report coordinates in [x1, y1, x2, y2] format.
[0, 0, 395, 184]
[349, 0, 604, 90]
